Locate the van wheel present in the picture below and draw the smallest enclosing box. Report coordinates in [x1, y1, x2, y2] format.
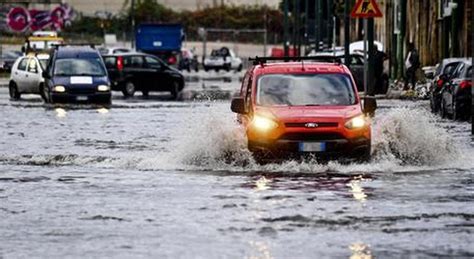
[9, 82, 20, 100]
[170, 81, 180, 100]
[122, 81, 135, 97]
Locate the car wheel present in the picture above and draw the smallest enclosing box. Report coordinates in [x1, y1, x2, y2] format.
[170, 81, 180, 100]
[122, 81, 136, 97]
[430, 94, 437, 113]
[9, 82, 20, 100]
[204, 66, 209, 72]
[215, 68, 220, 72]
[237, 64, 243, 72]
[452, 98, 459, 120]
[142, 90, 149, 98]
[440, 100, 447, 119]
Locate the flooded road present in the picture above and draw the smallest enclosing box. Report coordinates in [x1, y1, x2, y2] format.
[0, 83, 473, 258]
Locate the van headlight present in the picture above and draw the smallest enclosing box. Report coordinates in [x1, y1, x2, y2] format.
[53, 85, 66, 93]
[345, 115, 367, 129]
[97, 85, 110, 92]
[252, 115, 278, 132]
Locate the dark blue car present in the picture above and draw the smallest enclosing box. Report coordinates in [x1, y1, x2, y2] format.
[42, 45, 111, 104]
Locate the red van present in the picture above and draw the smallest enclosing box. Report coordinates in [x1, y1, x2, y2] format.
[231, 57, 373, 162]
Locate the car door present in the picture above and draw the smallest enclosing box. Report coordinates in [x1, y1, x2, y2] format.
[123, 55, 146, 89]
[25, 58, 42, 93]
[144, 56, 169, 90]
[13, 57, 29, 92]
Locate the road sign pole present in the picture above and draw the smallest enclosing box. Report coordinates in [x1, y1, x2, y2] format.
[344, 0, 350, 67]
[283, 0, 289, 56]
[367, 17, 375, 96]
[363, 19, 368, 95]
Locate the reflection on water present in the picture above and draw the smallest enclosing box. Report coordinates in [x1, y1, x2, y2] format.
[349, 243, 372, 259]
[255, 176, 270, 191]
[55, 108, 67, 118]
[247, 241, 273, 259]
[347, 177, 368, 202]
[97, 107, 109, 114]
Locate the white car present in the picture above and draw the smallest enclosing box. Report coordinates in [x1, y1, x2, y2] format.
[9, 53, 49, 100]
[203, 47, 242, 72]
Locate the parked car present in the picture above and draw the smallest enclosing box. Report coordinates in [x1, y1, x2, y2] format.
[308, 50, 364, 92]
[178, 48, 199, 72]
[102, 52, 185, 99]
[42, 45, 111, 104]
[439, 60, 472, 120]
[203, 47, 242, 72]
[1, 51, 23, 72]
[230, 57, 373, 163]
[98, 47, 133, 55]
[8, 53, 50, 100]
[429, 58, 470, 113]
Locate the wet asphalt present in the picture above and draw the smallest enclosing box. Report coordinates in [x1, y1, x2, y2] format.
[0, 74, 473, 258]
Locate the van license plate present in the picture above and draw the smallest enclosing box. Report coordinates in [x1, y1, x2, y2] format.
[76, 96, 88, 101]
[299, 142, 326, 152]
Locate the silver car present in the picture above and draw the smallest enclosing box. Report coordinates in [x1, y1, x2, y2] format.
[9, 53, 50, 100]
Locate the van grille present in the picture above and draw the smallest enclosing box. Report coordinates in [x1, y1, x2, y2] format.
[280, 133, 343, 141]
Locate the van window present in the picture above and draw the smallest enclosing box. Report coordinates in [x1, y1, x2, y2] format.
[54, 58, 106, 76]
[256, 73, 356, 106]
[124, 56, 144, 68]
[145, 56, 161, 69]
[103, 57, 116, 68]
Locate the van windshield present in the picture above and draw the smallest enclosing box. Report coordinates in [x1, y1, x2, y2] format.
[54, 58, 106, 76]
[256, 73, 356, 106]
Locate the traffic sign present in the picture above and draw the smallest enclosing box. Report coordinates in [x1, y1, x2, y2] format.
[351, 0, 383, 18]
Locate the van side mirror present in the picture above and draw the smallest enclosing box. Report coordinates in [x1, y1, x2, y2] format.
[363, 96, 377, 116]
[42, 71, 50, 79]
[231, 97, 246, 114]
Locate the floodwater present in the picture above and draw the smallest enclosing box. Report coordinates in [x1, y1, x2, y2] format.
[0, 80, 473, 258]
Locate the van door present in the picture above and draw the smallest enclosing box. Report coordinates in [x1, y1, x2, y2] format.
[144, 56, 168, 91]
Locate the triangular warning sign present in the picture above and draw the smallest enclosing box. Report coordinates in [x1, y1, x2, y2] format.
[351, 0, 383, 18]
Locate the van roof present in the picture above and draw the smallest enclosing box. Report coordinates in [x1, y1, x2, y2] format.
[252, 62, 350, 75]
[55, 46, 100, 59]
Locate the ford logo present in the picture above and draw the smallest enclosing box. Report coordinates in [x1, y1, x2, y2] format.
[305, 123, 318, 128]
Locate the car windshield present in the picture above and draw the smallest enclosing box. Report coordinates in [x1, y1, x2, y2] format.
[54, 58, 106, 76]
[256, 73, 356, 106]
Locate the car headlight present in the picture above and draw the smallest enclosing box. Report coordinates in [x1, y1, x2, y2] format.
[53, 85, 66, 93]
[345, 115, 367, 129]
[97, 85, 110, 92]
[252, 115, 278, 132]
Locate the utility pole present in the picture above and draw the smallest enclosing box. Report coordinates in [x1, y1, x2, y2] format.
[292, 0, 297, 55]
[284, 0, 289, 56]
[304, 0, 309, 54]
[344, 0, 350, 67]
[130, 0, 135, 49]
[296, 0, 301, 55]
[367, 17, 375, 96]
[316, 0, 322, 52]
[327, 0, 334, 49]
